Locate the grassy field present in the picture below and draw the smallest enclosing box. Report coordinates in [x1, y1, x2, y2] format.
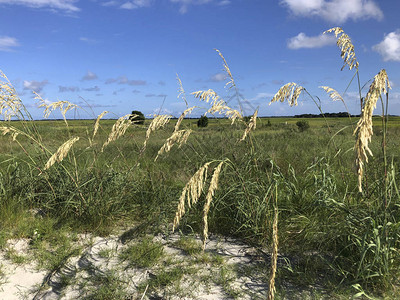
[1, 114, 400, 298]
[1, 27, 400, 298]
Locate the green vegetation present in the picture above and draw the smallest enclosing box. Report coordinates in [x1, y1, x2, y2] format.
[130, 110, 145, 125]
[1, 27, 400, 299]
[119, 236, 164, 268]
[197, 115, 209, 127]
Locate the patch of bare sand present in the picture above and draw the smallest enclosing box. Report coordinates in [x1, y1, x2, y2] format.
[0, 232, 272, 299]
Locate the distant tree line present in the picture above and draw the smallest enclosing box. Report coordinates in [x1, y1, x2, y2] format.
[294, 112, 359, 118]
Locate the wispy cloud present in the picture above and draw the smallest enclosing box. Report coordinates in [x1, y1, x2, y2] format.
[0, 0, 80, 12]
[0, 36, 19, 51]
[23, 80, 49, 93]
[145, 93, 167, 98]
[120, 0, 151, 9]
[82, 71, 98, 81]
[210, 72, 226, 82]
[373, 30, 400, 62]
[79, 37, 98, 44]
[280, 0, 383, 24]
[83, 86, 100, 92]
[287, 32, 336, 49]
[170, 0, 214, 14]
[105, 75, 146, 86]
[59, 85, 80, 92]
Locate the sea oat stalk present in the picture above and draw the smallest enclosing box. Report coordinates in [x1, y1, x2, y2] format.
[92, 111, 108, 141]
[154, 129, 192, 161]
[240, 109, 258, 141]
[324, 27, 359, 71]
[202, 161, 224, 249]
[44, 137, 80, 170]
[269, 83, 304, 106]
[0, 71, 23, 120]
[268, 183, 279, 300]
[354, 69, 390, 192]
[142, 114, 171, 152]
[173, 162, 212, 231]
[101, 114, 131, 152]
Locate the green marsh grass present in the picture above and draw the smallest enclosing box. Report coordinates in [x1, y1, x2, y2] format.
[1, 27, 400, 299]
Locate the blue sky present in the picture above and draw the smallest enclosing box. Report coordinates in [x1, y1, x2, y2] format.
[1, 0, 400, 119]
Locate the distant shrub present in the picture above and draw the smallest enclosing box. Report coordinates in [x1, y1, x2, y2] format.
[197, 115, 209, 128]
[130, 110, 145, 125]
[243, 116, 251, 123]
[296, 120, 310, 132]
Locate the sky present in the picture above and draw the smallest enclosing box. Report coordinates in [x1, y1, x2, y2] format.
[1, 0, 400, 119]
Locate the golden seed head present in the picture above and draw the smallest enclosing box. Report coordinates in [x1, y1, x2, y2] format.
[175, 106, 196, 132]
[202, 161, 224, 249]
[353, 69, 391, 192]
[240, 109, 258, 142]
[155, 129, 192, 161]
[101, 114, 131, 152]
[93, 111, 108, 140]
[319, 86, 345, 103]
[172, 161, 211, 232]
[44, 137, 80, 170]
[324, 27, 359, 71]
[270, 83, 303, 106]
[0, 71, 23, 120]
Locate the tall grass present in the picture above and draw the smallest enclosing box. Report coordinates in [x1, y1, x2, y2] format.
[0, 26, 399, 298]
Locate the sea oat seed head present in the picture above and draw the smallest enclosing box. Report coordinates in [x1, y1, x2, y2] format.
[101, 114, 131, 151]
[270, 83, 303, 106]
[44, 137, 80, 170]
[353, 69, 390, 192]
[324, 27, 359, 70]
[202, 161, 224, 249]
[240, 109, 258, 142]
[172, 161, 211, 231]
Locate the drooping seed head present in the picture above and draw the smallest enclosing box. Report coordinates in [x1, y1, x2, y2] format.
[324, 27, 359, 71]
[44, 137, 80, 170]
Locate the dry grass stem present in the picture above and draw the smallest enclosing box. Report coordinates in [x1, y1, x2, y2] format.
[142, 114, 172, 152]
[215, 49, 235, 89]
[174, 106, 196, 132]
[192, 89, 220, 103]
[324, 27, 359, 71]
[36, 93, 78, 120]
[268, 185, 279, 300]
[154, 129, 192, 161]
[354, 69, 391, 192]
[0, 126, 19, 141]
[202, 161, 224, 250]
[269, 83, 304, 106]
[172, 162, 212, 232]
[92, 111, 108, 140]
[101, 114, 131, 152]
[176, 74, 188, 108]
[240, 109, 258, 141]
[0, 71, 23, 120]
[206, 99, 242, 124]
[44, 137, 80, 170]
[319, 86, 345, 103]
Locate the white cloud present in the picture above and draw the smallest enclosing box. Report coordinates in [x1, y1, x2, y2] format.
[0, 0, 79, 12]
[120, 0, 151, 9]
[23, 80, 49, 93]
[287, 32, 336, 49]
[372, 30, 400, 62]
[79, 37, 97, 44]
[82, 71, 98, 81]
[0, 36, 19, 51]
[218, 0, 230, 6]
[170, 0, 213, 14]
[280, 0, 383, 23]
[105, 75, 146, 86]
[210, 72, 226, 82]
